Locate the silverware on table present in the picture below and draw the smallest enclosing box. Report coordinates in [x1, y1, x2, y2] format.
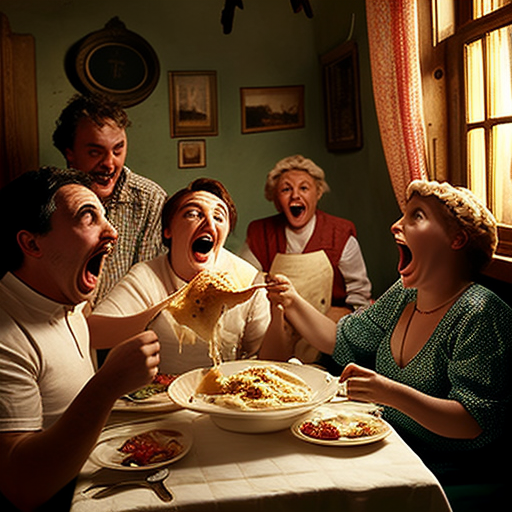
[83, 468, 173, 502]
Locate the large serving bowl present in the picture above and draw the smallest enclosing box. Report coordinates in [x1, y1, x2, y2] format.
[168, 360, 338, 433]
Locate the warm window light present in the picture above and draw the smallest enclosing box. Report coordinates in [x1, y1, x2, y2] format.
[465, 40, 485, 123]
[473, 0, 511, 19]
[487, 26, 512, 119]
[492, 124, 512, 224]
[465, 21, 512, 226]
[432, 0, 455, 45]
[467, 128, 487, 204]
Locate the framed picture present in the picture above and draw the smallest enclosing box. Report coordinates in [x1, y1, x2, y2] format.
[240, 85, 305, 134]
[66, 17, 160, 107]
[321, 40, 363, 151]
[178, 139, 206, 169]
[169, 71, 218, 138]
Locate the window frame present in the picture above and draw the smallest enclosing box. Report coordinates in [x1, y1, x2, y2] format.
[444, 3, 512, 271]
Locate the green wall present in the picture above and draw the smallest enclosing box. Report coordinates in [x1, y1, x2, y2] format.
[1, 0, 401, 297]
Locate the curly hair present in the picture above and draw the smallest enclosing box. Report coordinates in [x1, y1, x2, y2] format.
[161, 178, 237, 248]
[264, 155, 330, 202]
[52, 93, 131, 156]
[407, 180, 497, 273]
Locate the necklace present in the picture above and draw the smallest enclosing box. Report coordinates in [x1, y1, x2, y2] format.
[414, 283, 473, 315]
[398, 303, 416, 367]
[397, 283, 472, 367]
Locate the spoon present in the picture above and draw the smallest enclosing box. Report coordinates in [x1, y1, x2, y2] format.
[85, 468, 173, 502]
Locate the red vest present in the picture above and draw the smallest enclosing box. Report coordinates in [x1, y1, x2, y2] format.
[246, 210, 356, 307]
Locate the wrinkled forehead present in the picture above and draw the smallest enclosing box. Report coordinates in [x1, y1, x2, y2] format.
[177, 190, 229, 213]
[54, 183, 104, 213]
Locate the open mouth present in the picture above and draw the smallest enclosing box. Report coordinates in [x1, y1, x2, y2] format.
[397, 243, 413, 272]
[84, 242, 115, 284]
[289, 205, 305, 218]
[92, 170, 116, 186]
[192, 235, 214, 255]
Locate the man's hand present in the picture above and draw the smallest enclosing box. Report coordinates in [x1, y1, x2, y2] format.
[98, 330, 160, 399]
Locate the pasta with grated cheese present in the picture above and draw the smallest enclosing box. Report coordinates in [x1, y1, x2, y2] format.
[195, 364, 313, 410]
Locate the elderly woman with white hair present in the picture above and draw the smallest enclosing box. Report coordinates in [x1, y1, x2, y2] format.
[240, 155, 372, 364]
[261, 179, 512, 486]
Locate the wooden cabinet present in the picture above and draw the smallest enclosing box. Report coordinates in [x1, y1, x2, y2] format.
[0, 12, 38, 188]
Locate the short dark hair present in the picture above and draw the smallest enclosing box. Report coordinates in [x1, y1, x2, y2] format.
[0, 167, 93, 276]
[161, 178, 237, 248]
[52, 93, 131, 156]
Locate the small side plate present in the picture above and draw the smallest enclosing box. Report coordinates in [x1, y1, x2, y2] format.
[90, 421, 192, 471]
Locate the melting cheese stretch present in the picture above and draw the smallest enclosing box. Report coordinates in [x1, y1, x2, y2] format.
[164, 270, 263, 366]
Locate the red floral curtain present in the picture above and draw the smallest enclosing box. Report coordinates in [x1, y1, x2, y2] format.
[366, 0, 428, 211]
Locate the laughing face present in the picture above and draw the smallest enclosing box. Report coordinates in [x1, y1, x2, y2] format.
[164, 191, 230, 282]
[65, 118, 127, 201]
[391, 194, 457, 290]
[274, 170, 322, 231]
[34, 184, 118, 304]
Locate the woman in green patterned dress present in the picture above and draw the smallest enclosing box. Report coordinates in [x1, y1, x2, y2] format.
[262, 180, 512, 485]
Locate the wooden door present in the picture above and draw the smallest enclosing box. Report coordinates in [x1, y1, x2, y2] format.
[0, 12, 39, 188]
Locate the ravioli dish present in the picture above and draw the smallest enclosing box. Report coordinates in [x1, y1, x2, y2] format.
[195, 364, 313, 410]
[118, 429, 184, 467]
[299, 414, 386, 441]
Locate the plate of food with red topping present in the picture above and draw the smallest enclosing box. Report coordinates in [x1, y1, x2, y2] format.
[90, 419, 192, 471]
[292, 404, 391, 446]
[113, 373, 181, 412]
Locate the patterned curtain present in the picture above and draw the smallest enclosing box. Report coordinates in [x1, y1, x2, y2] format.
[366, 0, 428, 211]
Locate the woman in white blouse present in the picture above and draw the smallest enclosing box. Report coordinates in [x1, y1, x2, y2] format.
[88, 178, 272, 374]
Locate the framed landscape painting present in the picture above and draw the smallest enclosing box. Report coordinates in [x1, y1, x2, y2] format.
[240, 85, 305, 134]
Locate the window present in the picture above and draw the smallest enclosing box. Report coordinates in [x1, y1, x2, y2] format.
[438, 0, 512, 259]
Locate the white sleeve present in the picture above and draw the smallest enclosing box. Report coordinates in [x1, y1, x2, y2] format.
[239, 288, 271, 358]
[238, 240, 263, 271]
[92, 263, 167, 316]
[339, 236, 372, 308]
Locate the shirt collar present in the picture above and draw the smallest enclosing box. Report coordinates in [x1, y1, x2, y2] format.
[2, 272, 86, 320]
[165, 248, 229, 290]
[285, 212, 317, 239]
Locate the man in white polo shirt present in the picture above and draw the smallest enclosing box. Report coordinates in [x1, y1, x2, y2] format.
[0, 167, 160, 511]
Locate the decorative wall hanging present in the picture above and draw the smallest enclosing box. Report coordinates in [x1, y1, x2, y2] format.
[240, 85, 305, 134]
[321, 40, 363, 151]
[169, 71, 218, 138]
[65, 17, 160, 107]
[178, 140, 206, 169]
[220, 1, 313, 34]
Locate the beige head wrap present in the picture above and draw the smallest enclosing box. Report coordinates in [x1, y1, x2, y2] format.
[264, 155, 330, 202]
[407, 180, 497, 271]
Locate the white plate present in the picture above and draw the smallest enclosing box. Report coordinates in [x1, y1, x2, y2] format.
[291, 406, 391, 446]
[113, 392, 181, 413]
[90, 419, 192, 471]
[168, 360, 338, 433]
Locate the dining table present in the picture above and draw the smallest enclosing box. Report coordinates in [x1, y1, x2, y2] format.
[69, 397, 453, 512]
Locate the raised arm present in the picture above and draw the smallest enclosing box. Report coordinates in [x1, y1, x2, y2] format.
[88, 295, 172, 349]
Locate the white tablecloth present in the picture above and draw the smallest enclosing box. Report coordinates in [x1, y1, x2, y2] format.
[71, 408, 452, 512]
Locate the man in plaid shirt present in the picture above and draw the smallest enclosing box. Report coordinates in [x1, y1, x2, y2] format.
[53, 93, 167, 306]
